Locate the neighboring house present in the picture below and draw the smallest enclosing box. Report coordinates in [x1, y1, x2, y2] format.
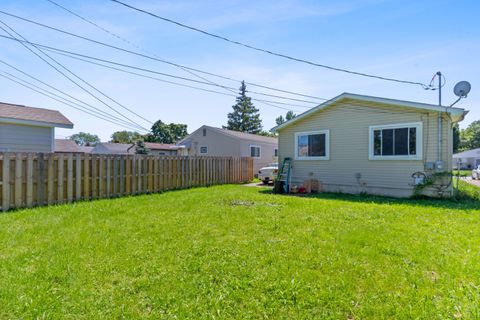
[91, 143, 135, 155]
[127, 142, 187, 156]
[0, 102, 73, 152]
[54, 139, 83, 153]
[272, 93, 468, 198]
[54, 139, 94, 153]
[179, 125, 278, 173]
[453, 148, 480, 169]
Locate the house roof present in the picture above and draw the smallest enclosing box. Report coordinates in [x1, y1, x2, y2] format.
[78, 146, 94, 153]
[54, 139, 82, 153]
[180, 125, 277, 145]
[453, 148, 480, 158]
[0, 102, 73, 128]
[144, 142, 185, 150]
[91, 143, 135, 154]
[271, 92, 469, 132]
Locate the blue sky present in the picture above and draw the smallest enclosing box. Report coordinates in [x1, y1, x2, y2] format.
[0, 0, 478, 141]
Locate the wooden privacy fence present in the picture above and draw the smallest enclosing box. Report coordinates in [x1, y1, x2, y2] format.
[0, 153, 254, 211]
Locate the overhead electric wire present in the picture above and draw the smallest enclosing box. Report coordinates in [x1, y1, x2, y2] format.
[0, 71, 148, 131]
[42, 49, 307, 110]
[0, 20, 150, 131]
[43, 0, 239, 94]
[111, 0, 431, 89]
[0, 58, 149, 129]
[41, 45, 313, 107]
[0, 33, 311, 111]
[0, 10, 327, 102]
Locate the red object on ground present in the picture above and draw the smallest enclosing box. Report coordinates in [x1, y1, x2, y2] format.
[298, 186, 306, 193]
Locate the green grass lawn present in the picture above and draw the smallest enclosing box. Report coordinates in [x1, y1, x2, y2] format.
[1, 184, 480, 319]
[453, 169, 474, 177]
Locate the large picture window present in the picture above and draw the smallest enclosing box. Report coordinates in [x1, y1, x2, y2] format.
[369, 122, 422, 160]
[294, 130, 329, 160]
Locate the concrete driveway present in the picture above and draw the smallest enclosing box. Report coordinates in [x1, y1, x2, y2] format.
[461, 177, 480, 187]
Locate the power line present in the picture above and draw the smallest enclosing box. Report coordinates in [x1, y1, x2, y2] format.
[111, 0, 431, 89]
[43, 0, 239, 96]
[0, 34, 311, 111]
[0, 20, 150, 131]
[0, 71, 148, 131]
[43, 49, 307, 111]
[0, 9, 327, 101]
[38, 44, 313, 108]
[0, 58, 149, 129]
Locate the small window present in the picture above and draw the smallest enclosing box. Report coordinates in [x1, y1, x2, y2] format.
[202, 128, 206, 136]
[250, 145, 261, 158]
[369, 122, 422, 160]
[199, 146, 208, 154]
[274, 148, 278, 157]
[294, 130, 329, 160]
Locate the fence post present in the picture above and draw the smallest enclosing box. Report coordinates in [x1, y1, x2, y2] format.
[57, 153, 64, 204]
[14, 153, 23, 208]
[67, 153, 73, 203]
[75, 153, 82, 200]
[83, 154, 90, 200]
[47, 153, 55, 204]
[2, 153, 10, 211]
[26, 153, 34, 207]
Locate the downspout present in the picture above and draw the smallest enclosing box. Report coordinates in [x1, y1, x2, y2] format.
[436, 71, 443, 171]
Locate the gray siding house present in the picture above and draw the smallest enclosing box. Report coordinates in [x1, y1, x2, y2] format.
[91, 143, 135, 155]
[179, 125, 278, 173]
[273, 93, 468, 198]
[0, 102, 73, 153]
[453, 148, 480, 169]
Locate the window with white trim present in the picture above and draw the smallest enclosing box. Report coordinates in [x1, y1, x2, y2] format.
[294, 130, 329, 160]
[199, 146, 208, 154]
[369, 122, 422, 160]
[250, 145, 261, 158]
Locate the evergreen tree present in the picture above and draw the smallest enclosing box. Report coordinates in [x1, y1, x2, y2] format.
[135, 140, 149, 155]
[226, 81, 262, 134]
[275, 111, 296, 126]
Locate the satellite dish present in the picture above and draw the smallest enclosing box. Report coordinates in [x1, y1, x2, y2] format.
[454, 81, 471, 97]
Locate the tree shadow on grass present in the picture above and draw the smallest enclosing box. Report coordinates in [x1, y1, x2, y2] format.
[257, 188, 480, 211]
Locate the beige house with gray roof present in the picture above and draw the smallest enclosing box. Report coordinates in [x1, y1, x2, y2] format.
[179, 125, 278, 173]
[272, 93, 468, 198]
[0, 102, 73, 153]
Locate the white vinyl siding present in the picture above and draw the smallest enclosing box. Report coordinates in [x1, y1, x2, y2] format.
[0, 123, 53, 152]
[294, 130, 329, 160]
[368, 122, 422, 160]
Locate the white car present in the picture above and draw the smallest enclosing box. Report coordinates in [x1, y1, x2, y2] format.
[472, 165, 480, 179]
[258, 163, 278, 184]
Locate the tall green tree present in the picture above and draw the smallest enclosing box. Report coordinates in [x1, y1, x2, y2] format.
[110, 131, 143, 144]
[453, 124, 461, 153]
[145, 120, 188, 144]
[226, 81, 262, 134]
[460, 120, 480, 151]
[69, 132, 100, 146]
[275, 111, 296, 126]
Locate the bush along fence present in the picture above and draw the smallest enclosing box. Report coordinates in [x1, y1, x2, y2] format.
[0, 153, 254, 211]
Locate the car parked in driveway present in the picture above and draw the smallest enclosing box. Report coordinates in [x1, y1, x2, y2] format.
[472, 165, 480, 179]
[258, 163, 278, 184]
